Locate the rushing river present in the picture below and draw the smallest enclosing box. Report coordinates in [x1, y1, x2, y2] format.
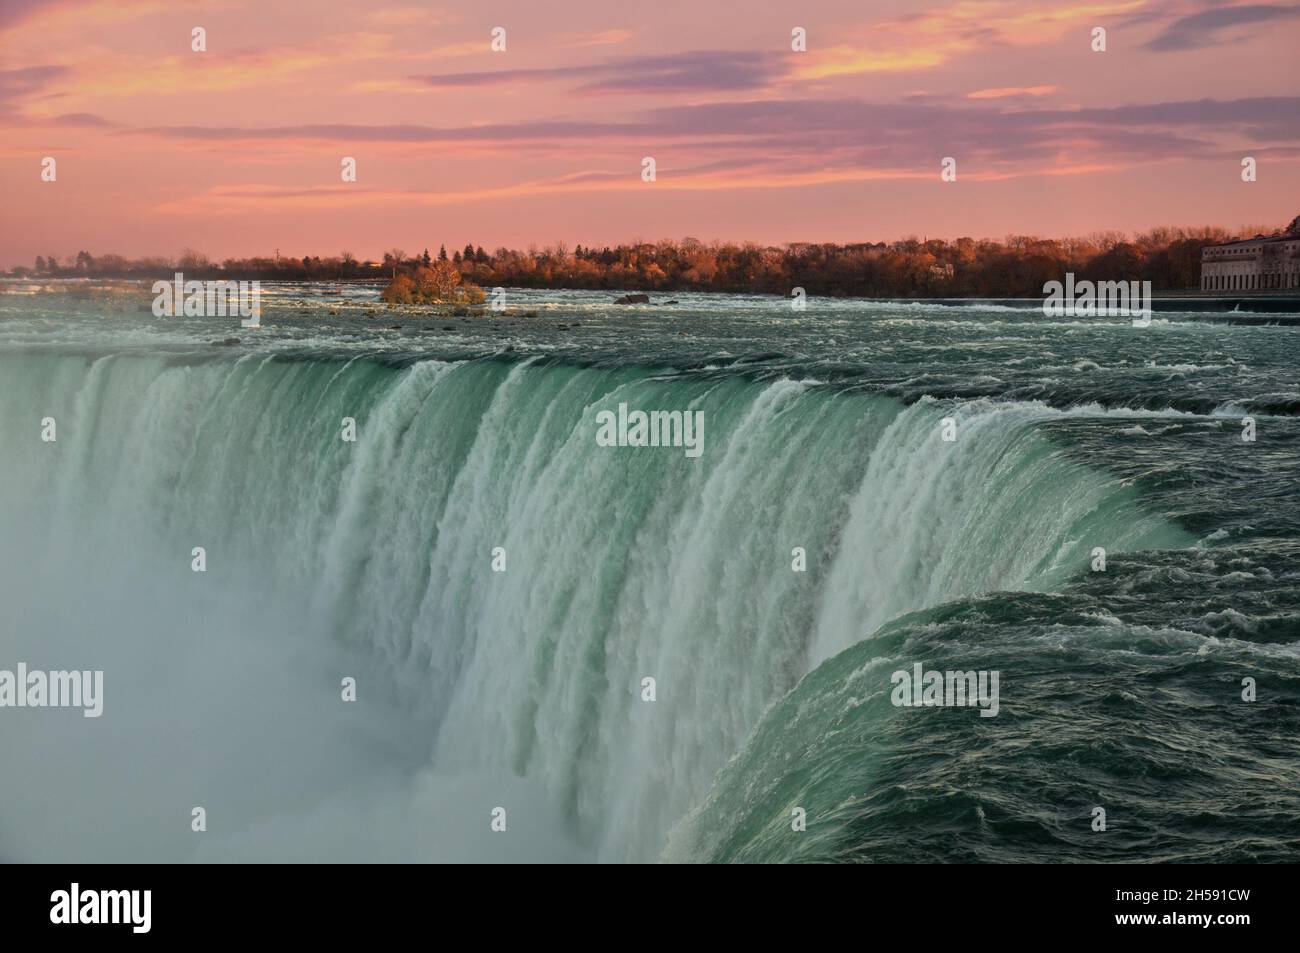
[1, 284, 1297, 862]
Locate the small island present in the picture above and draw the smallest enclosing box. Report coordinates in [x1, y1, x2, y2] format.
[379, 258, 485, 312]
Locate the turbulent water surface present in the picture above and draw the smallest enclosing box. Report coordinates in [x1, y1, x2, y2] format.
[1, 284, 1297, 863]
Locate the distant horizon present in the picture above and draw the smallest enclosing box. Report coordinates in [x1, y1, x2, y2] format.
[10, 215, 1295, 274]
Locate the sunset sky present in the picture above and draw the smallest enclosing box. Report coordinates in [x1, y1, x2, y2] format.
[1, 0, 1298, 268]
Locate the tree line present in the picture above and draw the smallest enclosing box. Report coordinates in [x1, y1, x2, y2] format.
[13, 216, 1298, 298]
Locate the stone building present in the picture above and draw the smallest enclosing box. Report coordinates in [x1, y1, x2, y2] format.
[1201, 234, 1300, 292]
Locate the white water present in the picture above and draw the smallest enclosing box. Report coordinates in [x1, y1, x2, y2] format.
[0, 351, 1189, 861]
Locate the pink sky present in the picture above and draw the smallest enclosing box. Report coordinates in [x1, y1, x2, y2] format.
[1, 0, 1298, 268]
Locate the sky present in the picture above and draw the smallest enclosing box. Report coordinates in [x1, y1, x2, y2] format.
[1, 0, 1298, 268]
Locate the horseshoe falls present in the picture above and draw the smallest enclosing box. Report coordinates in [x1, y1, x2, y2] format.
[2, 291, 1298, 863]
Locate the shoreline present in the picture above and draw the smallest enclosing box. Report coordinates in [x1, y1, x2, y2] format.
[3, 278, 1300, 317]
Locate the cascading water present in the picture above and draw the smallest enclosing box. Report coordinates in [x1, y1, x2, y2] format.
[0, 349, 1194, 861]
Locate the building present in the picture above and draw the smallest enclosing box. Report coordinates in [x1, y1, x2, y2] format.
[1201, 234, 1300, 292]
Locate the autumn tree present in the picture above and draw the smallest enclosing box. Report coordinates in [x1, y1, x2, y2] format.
[382, 259, 484, 306]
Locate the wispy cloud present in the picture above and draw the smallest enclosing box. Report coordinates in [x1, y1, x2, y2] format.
[559, 29, 633, 48]
[792, 0, 1147, 80]
[1144, 3, 1300, 51]
[117, 95, 1300, 193]
[412, 50, 783, 95]
[0, 0, 198, 36]
[966, 85, 1059, 99]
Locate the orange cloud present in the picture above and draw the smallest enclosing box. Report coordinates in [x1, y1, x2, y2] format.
[967, 85, 1059, 98]
[149, 156, 1138, 220]
[560, 29, 634, 48]
[792, 0, 1147, 80]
